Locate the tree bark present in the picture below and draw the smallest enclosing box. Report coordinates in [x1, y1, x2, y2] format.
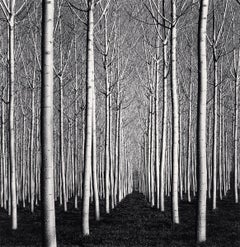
[171, 0, 179, 224]
[104, 12, 110, 214]
[160, 11, 168, 211]
[8, 0, 17, 230]
[212, 46, 218, 210]
[92, 83, 100, 221]
[82, 0, 95, 236]
[196, 0, 209, 242]
[41, 0, 57, 245]
[234, 48, 240, 204]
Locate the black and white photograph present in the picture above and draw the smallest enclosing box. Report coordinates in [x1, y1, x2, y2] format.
[0, 0, 240, 246]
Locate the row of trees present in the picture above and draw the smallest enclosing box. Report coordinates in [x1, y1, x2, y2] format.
[0, 0, 137, 245]
[136, 0, 240, 243]
[0, 0, 240, 245]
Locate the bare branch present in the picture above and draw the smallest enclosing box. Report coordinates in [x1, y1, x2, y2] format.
[94, 0, 111, 28]
[0, 0, 10, 14]
[16, 0, 27, 16]
[0, 1, 9, 20]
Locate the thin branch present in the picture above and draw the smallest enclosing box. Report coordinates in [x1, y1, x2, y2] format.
[67, 1, 87, 25]
[144, 3, 170, 29]
[16, 0, 27, 16]
[150, 0, 171, 24]
[94, 0, 111, 28]
[0, 0, 10, 14]
[215, 0, 229, 46]
[0, 1, 9, 21]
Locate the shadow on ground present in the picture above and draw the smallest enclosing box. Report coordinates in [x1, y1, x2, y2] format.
[0, 192, 239, 246]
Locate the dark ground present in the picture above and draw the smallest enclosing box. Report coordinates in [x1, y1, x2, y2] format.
[0, 192, 240, 246]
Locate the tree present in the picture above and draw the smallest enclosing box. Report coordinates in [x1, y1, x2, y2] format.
[171, 0, 179, 225]
[196, 0, 209, 243]
[82, 0, 95, 236]
[41, 0, 57, 246]
[210, 0, 228, 210]
[234, 47, 240, 204]
[0, 0, 27, 230]
[92, 79, 100, 221]
[103, 7, 111, 214]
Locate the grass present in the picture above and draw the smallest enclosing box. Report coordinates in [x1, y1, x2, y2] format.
[0, 192, 239, 246]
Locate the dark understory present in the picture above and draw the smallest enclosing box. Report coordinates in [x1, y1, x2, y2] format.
[0, 192, 240, 246]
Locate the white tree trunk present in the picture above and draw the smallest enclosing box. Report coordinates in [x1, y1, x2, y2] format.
[212, 48, 218, 210]
[92, 84, 100, 221]
[82, 0, 95, 236]
[59, 75, 67, 212]
[160, 30, 168, 211]
[234, 48, 240, 204]
[154, 0, 160, 210]
[104, 13, 110, 214]
[8, 0, 17, 230]
[187, 81, 192, 202]
[171, 0, 179, 224]
[74, 33, 78, 209]
[41, 0, 57, 245]
[30, 63, 36, 213]
[196, 0, 209, 242]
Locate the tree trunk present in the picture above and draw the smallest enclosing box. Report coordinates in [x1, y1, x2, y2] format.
[92, 84, 100, 221]
[155, 42, 160, 209]
[196, 0, 209, 242]
[212, 47, 218, 210]
[160, 33, 168, 211]
[82, 0, 95, 236]
[104, 12, 110, 214]
[9, 0, 17, 230]
[59, 74, 67, 212]
[74, 32, 78, 209]
[187, 80, 192, 202]
[234, 48, 240, 204]
[58, 16, 67, 212]
[30, 61, 36, 213]
[41, 0, 57, 245]
[150, 95, 155, 207]
[171, 0, 179, 224]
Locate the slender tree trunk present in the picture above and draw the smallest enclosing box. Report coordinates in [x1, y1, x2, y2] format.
[212, 47, 218, 210]
[104, 12, 110, 214]
[147, 108, 151, 202]
[118, 112, 122, 202]
[1, 92, 6, 209]
[160, 35, 168, 211]
[171, 0, 179, 224]
[150, 95, 155, 207]
[154, 0, 160, 210]
[234, 48, 240, 204]
[74, 32, 78, 209]
[92, 84, 100, 221]
[59, 74, 67, 212]
[207, 114, 212, 199]
[114, 107, 119, 205]
[179, 108, 183, 200]
[22, 115, 26, 208]
[30, 61, 36, 213]
[187, 80, 192, 202]
[155, 44, 160, 209]
[196, 0, 209, 242]
[58, 17, 67, 212]
[41, 0, 57, 245]
[82, 0, 95, 236]
[219, 85, 223, 200]
[9, 0, 17, 230]
[109, 91, 114, 209]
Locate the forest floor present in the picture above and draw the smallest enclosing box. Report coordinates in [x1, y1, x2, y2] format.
[0, 192, 240, 246]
